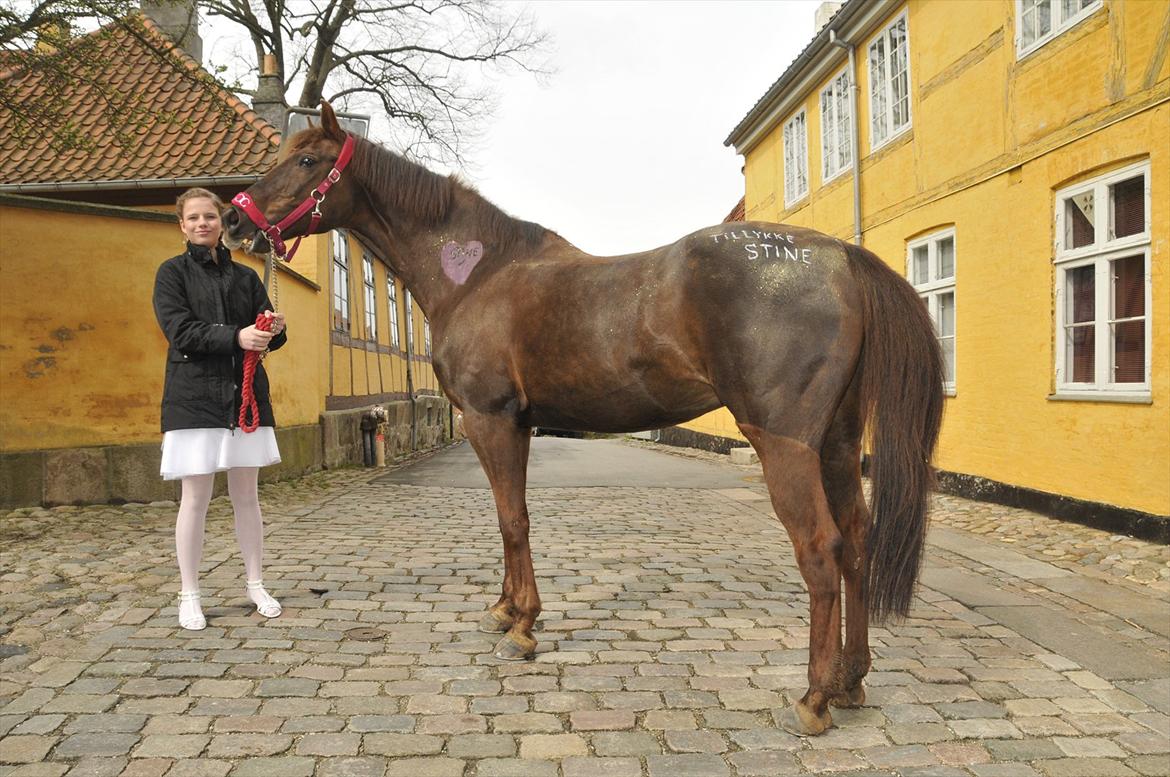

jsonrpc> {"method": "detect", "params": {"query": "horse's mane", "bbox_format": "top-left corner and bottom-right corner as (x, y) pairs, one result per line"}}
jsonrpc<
(302, 130), (549, 251)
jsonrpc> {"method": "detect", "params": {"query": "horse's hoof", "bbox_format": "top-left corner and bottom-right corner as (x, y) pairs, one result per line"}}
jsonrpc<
(492, 633), (536, 661)
(477, 609), (512, 634)
(830, 683), (866, 709)
(778, 702), (832, 736)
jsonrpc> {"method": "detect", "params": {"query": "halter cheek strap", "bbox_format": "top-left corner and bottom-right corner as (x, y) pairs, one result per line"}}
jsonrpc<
(231, 133), (356, 262)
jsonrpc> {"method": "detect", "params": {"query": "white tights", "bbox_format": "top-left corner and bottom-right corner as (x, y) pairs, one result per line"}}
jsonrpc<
(176, 467), (268, 596)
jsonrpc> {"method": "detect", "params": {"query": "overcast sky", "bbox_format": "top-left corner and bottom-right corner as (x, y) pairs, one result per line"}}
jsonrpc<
(459, 0), (821, 255)
(205, 0), (823, 256)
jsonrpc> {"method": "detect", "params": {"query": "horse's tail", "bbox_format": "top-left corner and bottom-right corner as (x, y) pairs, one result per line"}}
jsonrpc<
(845, 242), (945, 622)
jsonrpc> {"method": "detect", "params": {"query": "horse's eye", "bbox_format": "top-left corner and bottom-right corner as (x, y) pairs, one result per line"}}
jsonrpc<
(299, 155), (316, 168)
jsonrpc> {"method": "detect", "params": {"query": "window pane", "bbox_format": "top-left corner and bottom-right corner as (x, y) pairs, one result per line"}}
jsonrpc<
(1110, 175), (1145, 239)
(1112, 254), (1144, 319)
(912, 245), (929, 284)
(1113, 320), (1145, 383)
(940, 335), (955, 385)
(937, 292), (955, 337)
(1068, 264), (1094, 323)
(937, 237), (955, 280)
(1021, 2), (1037, 47)
(869, 38), (887, 143)
(1062, 0), (1090, 18)
(1068, 325), (1094, 382)
(1064, 191), (1094, 248)
(1037, 0), (1052, 35)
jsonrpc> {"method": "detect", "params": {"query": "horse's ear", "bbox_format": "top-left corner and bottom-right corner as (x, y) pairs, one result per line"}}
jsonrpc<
(320, 101), (345, 141)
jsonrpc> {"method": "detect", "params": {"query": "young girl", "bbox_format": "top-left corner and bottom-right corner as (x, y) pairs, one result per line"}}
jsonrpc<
(153, 187), (288, 630)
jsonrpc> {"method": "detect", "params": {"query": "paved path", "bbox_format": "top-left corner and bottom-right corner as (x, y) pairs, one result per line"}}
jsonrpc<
(1, 438), (1167, 777)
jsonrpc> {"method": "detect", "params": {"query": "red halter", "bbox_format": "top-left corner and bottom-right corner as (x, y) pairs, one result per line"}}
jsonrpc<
(231, 133), (356, 262)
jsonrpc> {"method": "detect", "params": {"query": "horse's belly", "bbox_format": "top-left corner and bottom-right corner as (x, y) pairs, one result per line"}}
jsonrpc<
(523, 378), (721, 433)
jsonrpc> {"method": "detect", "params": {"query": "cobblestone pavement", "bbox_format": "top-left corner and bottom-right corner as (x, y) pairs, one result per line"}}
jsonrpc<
(2, 440), (1168, 777)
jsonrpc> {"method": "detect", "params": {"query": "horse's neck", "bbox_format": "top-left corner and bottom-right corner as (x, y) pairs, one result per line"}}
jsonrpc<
(355, 177), (558, 320)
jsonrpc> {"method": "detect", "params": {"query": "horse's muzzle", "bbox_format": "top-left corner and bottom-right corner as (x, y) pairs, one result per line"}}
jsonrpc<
(222, 206), (266, 253)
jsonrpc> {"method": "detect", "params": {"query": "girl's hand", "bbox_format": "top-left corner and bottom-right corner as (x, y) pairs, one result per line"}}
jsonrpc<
(238, 324), (274, 351)
(263, 310), (286, 336)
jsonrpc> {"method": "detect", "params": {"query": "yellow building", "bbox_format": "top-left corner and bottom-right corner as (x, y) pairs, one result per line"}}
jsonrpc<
(0, 14), (450, 507)
(681, 0), (1168, 535)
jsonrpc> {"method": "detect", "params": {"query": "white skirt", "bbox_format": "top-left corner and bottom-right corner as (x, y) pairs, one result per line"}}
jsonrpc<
(160, 427), (281, 480)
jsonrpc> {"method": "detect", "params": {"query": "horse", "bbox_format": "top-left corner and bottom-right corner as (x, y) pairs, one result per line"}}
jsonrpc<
(224, 102), (944, 736)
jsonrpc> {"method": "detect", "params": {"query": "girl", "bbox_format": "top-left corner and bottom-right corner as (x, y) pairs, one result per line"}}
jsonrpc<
(153, 187), (287, 630)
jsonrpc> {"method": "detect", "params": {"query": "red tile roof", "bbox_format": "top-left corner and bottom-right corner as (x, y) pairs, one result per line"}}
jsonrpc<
(723, 197), (745, 223)
(0, 14), (280, 186)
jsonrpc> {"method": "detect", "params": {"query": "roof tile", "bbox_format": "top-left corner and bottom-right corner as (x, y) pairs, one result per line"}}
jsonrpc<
(0, 14), (280, 185)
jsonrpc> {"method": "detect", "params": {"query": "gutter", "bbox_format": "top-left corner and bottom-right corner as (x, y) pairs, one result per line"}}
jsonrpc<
(0, 174), (262, 193)
(830, 28), (864, 246)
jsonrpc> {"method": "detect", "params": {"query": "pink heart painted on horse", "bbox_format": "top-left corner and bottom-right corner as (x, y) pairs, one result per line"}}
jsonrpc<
(441, 240), (484, 285)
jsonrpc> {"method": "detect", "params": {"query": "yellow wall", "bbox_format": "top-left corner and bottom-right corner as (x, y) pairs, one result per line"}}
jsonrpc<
(693, 0), (1170, 515)
(0, 201), (323, 451)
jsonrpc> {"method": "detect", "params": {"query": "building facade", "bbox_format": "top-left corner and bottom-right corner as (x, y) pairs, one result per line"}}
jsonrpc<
(680, 0), (1168, 531)
(0, 15), (451, 508)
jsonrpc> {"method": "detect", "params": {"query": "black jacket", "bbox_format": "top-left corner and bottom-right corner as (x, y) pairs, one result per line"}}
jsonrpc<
(153, 243), (288, 432)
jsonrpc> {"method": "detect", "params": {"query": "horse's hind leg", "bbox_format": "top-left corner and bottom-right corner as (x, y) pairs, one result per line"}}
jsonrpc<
(821, 385), (870, 708)
(462, 410), (541, 660)
(739, 424), (843, 736)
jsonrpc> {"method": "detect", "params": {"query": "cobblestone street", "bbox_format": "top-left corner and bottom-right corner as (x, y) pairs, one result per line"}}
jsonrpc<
(1, 439), (1167, 777)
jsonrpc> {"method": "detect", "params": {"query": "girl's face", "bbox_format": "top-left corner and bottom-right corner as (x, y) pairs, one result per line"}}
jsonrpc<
(179, 197), (223, 247)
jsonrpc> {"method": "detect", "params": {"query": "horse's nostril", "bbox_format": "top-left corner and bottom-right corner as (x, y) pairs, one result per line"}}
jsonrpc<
(224, 208), (240, 229)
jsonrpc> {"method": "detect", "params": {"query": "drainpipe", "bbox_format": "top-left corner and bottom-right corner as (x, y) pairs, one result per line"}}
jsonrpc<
(830, 28), (863, 246)
(404, 313), (417, 451)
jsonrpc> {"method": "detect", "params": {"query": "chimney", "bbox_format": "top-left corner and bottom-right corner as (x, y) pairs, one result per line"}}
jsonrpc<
(252, 53), (288, 135)
(140, 0), (202, 62)
(815, 1), (844, 33)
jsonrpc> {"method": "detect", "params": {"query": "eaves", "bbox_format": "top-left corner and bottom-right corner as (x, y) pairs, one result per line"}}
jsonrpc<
(725, 0), (903, 155)
(0, 174), (263, 194)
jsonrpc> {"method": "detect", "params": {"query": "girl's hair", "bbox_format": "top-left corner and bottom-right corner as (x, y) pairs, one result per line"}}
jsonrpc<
(176, 187), (225, 219)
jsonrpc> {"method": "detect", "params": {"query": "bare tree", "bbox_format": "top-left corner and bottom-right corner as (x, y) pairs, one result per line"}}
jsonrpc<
(206, 0), (545, 163)
(2, 0), (544, 160)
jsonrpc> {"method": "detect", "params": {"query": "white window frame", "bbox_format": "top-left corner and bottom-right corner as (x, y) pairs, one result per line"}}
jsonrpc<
(867, 11), (912, 153)
(361, 253), (377, 341)
(386, 272), (401, 350)
(1053, 161), (1152, 399)
(423, 317), (433, 357)
(782, 109), (809, 207)
(331, 230), (350, 333)
(820, 68), (853, 184)
(908, 228), (956, 395)
(1016, 0), (1102, 59)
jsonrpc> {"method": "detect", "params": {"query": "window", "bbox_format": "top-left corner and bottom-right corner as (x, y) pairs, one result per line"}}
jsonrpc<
(404, 290), (415, 355)
(423, 318), (432, 356)
(1054, 162), (1151, 396)
(331, 230), (350, 332)
(386, 273), (401, 349)
(868, 13), (911, 151)
(820, 69), (853, 183)
(1017, 0), (1101, 57)
(908, 228), (956, 393)
(782, 110), (808, 206)
(362, 253), (377, 341)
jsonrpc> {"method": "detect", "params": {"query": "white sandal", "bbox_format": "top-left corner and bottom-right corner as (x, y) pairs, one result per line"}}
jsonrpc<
(245, 580), (282, 618)
(177, 590), (206, 631)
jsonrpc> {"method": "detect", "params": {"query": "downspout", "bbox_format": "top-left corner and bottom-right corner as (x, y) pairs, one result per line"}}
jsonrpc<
(830, 28), (863, 246)
(404, 308), (417, 451)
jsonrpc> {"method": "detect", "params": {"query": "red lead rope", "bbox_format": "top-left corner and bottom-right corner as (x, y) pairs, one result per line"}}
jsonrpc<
(238, 313), (273, 433)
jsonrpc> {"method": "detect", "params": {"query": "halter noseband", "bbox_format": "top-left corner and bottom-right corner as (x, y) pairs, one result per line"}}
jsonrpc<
(231, 133), (356, 262)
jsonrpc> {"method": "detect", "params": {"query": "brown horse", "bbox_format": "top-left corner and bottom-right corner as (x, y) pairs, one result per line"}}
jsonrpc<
(225, 102), (944, 736)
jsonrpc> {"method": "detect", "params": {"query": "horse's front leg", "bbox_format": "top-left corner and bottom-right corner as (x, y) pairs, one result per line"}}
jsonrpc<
(463, 410), (540, 660)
